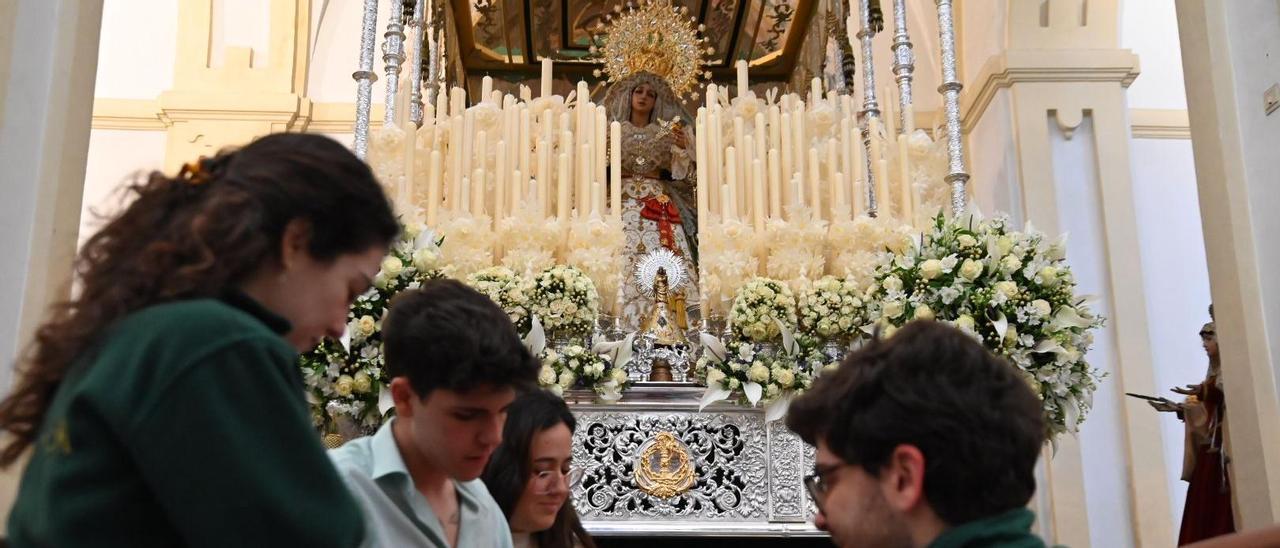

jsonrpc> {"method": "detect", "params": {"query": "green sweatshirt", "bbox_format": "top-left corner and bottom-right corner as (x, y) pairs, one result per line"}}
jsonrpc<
(928, 508), (1049, 548)
(7, 293), (364, 547)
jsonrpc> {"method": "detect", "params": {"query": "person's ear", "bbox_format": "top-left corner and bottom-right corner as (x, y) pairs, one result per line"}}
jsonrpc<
(389, 377), (419, 418)
(879, 444), (928, 513)
(279, 219), (312, 271)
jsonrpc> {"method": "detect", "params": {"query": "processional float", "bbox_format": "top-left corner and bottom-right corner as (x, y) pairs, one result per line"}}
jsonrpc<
(345, 0), (968, 537)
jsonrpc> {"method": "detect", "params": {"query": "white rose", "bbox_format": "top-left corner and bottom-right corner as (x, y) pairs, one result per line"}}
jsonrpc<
(955, 314), (976, 331)
(914, 304), (935, 321)
(557, 370), (577, 389)
(381, 256), (404, 278)
(920, 259), (944, 280)
(538, 365), (557, 385)
(883, 276), (904, 292)
(352, 371), (373, 394)
(335, 375), (355, 397)
(774, 368), (795, 388)
(957, 234), (978, 248)
(959, 259), (984, 281)
(996, 281), (1020, 299)
(1037, 266), (1059, 286)
(1000, 255), (1023, 274)
(610, 368), (629, 385)
(412, 248), (439, 272)
(549, 384), (564, 397)
(705, 368), (727, 388)
(882, 300), (905, 320)
(357, 315), (377, 338)
(996, 236), (1014, 255)
(1031, 299), (1052, 318)
(747, 363), (770, 383)
(1004, 326), (1019, 343)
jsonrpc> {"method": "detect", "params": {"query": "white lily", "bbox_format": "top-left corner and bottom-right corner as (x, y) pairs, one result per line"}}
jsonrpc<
(764, 393), (794, 422)
(523, 315), (546, 356)
(743, 382), (764, 406)
(698, 386), (733, 411)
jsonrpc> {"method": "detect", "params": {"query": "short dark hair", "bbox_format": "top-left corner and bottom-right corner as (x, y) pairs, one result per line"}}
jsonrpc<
(786, 320), (1045, 526)
(383, 279), (538, 397)
(481, 390), (596, 548)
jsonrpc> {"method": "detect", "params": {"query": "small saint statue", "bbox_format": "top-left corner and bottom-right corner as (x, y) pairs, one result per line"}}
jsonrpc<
(640, 267), (685, 381)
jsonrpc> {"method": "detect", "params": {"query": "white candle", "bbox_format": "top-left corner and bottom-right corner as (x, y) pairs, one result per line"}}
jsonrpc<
(462, 110), (475, 185)
(576, 80), (590, 107)
(579, 143), (592, 215)
(481, 76), (493, 101)
(897, 134), (913, 223)
(780, 112), (793, 205)
(427, 150), (442, 227)
(810, 77), (821, 106)
(591, 181), (602, 216)
(540, 58), (553, 97)
(706, 83), (718, 109)
(519, 84), (531, 103)
(595, 107), (607, 191)
(721, 183), (733, 221)
(736, 60), (749, 99)
(808, 147), (822, 220)
(876, 158), (891, 218)
(852, 128), (866, 217)
(472, 167), (485, 215)
(695, 112), (708, 236)
(450, 115), (463, 211)
(707, 106), (721, 214)
(511, 169), (522, 215)
(767, 105), (782, 157)
(754, 112), (767, 164)
(741, 134), (753, 218)
(519, 107), (531, 185)
(724, 146), (737, 220)
(883, 86), (897, 137)
(494, 139), (506, 218)
(557, 152), (570, 221)
(610, 121), (622, 222)
(752, 158), (765, 233)
(767, 148), (782, 219)
(792, 103), (806, 183)
(827, 138), (840, 220)
(903, 103), (916, 135)
(733, 117), (746, 213)
(460, 176), (471, 214)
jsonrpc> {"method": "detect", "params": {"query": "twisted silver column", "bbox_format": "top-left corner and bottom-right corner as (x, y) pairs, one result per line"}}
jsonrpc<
(408, 0), (426, 127)
(935, 0), (968, 215)
(855, 0), (881, 216)
(352, 0), (380, 158)
(890, 0), (914, 134)
(382, 1), (408, 125)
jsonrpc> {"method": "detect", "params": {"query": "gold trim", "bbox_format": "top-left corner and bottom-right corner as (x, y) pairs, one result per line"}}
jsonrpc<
(634, 431), (694, 498)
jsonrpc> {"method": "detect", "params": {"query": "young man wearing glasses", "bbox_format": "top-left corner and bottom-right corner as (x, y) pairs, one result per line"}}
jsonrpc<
(330, 279), (540, 547)
(787, 321), (1048, 548)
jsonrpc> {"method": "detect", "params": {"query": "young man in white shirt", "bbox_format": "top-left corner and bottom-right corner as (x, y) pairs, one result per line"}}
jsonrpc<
(330, 279), (539, 547)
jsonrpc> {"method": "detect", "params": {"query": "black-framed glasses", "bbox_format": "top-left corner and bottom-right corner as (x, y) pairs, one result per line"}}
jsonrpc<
(805, 463), (844, 512)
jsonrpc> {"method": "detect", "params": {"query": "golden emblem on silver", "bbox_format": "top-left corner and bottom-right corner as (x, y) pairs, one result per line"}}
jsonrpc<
(634, 431), (695, 498)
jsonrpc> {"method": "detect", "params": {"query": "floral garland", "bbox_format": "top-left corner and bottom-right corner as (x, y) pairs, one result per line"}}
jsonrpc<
(538, 343), (630, 399)
(299, 221), (444, 431)
(530, 264), (600, 339)
(729, 277), (798, 342)
(865, 213), (1105, 438)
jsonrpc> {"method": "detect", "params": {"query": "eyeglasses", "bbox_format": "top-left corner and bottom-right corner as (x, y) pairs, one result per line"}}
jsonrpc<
(804, 463), (843, 513)
(531, 467), (584, 495)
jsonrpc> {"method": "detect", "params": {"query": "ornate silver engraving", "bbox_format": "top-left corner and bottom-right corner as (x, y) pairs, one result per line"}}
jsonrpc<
(935, 0), (969, 215)
(352, 0), (380, 158)
(571, 410), (769, 520)
(768, 421), (809, 522)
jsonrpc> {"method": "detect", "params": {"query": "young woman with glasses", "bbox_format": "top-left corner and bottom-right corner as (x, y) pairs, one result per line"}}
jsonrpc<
(481, 390), (596, 548)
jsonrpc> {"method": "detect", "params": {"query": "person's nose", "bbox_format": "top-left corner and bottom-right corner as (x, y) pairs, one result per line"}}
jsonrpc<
(814, 510), (829, 531)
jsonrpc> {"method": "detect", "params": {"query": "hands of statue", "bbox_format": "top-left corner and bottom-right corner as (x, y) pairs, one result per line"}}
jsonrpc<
(1147, 398), (1184, 413)
(671, 131), (687, 150)
(1172, 384), (1201, 396)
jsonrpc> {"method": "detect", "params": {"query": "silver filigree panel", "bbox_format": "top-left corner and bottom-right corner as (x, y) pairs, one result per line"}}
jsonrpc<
(572, 410), (769, 520)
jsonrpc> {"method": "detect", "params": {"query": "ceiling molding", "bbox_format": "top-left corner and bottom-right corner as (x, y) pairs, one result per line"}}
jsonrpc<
(1130, 108), (1191, 139)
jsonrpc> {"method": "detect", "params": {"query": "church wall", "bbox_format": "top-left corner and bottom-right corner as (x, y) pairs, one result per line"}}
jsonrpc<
(1050, 116), (1139, 548)
(78, 130), (169, 248)
(93, 0), (175, 99)
(1128, 136), (1211, 530)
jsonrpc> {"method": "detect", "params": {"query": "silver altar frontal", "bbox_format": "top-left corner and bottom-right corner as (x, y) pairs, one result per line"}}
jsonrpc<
(562, 385), (822, 538)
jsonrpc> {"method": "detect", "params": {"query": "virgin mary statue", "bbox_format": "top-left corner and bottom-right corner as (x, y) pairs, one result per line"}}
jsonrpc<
(602, 71), (700, 331)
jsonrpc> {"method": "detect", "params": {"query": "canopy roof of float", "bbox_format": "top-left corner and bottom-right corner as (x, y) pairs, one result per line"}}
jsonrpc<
(449, 0), (817, 81)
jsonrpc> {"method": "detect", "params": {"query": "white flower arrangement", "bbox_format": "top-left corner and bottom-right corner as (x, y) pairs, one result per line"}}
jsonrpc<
(537, 344), (630, 399)
(826, 215), (914, 292)
(865, 213), (1105, 438)
(797, 275), (870, 341)
(466, 266), (536, 335)
(299, 221), (445, 431)
(497, 197), (563, 276)
(729, 278), (798, 343)
(530, 265), (600, 338)
(695, 322), (814, 420)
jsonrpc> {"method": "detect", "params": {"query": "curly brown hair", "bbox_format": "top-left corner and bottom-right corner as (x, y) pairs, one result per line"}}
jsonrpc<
(0, 133), (399, 465)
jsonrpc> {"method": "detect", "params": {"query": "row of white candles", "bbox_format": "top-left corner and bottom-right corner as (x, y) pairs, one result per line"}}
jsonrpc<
(695, 61), (920, 241)
(400, 58), (921, 239)
(407, 59), (624, 230)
